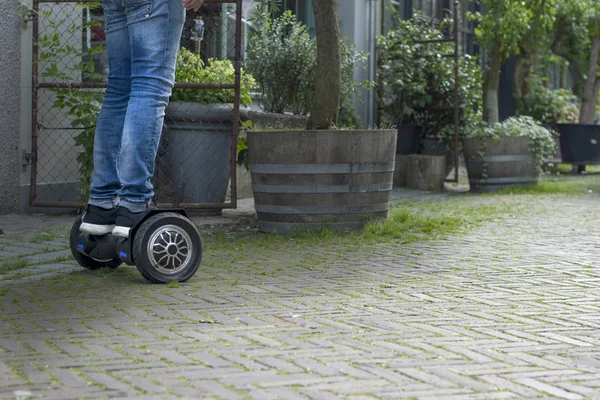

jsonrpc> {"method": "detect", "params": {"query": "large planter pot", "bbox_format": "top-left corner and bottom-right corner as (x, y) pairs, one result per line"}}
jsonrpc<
(556, 123), (600, 164)
(163, 102), (233, 215)
(235, 110), (309, 199)
(248, 129), (397, 233)
(463, 136), (539, 193)
(396, 124), (421, 155)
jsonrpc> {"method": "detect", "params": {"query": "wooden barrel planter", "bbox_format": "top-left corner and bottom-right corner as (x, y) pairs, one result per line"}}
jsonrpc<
(463, 136), (540, 193)
(247, 129), (397, 233)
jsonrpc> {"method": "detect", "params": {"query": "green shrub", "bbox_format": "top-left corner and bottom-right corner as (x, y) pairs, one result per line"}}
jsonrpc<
(516, 87), (580, 125)
(171, 48), (256, 105)
(246, 10), (372, 124)
(466, 116), (557, 167)
(246, 10), (316, 114)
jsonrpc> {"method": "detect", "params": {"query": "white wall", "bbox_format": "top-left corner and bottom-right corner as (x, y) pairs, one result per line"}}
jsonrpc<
(337, 0), (380, 127)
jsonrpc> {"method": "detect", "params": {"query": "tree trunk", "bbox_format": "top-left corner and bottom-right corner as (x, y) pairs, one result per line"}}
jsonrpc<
(579, 36), (600, 124)
(307, 0), (341, 130)
(483, 46), (503, 124)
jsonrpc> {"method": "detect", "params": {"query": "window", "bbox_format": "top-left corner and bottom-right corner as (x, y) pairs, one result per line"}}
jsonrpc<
(283, 0), (315, 36)
(391, 0), (444, 23)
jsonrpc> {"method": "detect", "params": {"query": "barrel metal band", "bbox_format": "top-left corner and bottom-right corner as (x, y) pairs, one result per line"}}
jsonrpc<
(252, 183), (393, 194)
(249, 163), (395, 174)
(469, 176), (539, 184)
(255, 203), (390, 215)
(481, 155), (533, 162)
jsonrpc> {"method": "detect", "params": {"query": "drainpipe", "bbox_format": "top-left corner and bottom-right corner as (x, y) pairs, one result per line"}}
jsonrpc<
(368, 0), (377, 127)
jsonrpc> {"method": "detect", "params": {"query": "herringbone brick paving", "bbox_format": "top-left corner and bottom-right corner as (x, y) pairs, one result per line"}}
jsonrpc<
(2, 191), (600, 399)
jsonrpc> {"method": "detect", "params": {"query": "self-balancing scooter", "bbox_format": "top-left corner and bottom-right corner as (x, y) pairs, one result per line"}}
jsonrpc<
(69, 209), (202, 284)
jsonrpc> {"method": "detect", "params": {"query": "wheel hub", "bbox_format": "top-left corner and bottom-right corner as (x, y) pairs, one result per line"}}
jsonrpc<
(147, 225), (193, 275)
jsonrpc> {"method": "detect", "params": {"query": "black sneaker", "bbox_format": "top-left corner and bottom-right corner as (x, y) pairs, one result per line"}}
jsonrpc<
(80, 205), (118, 236)
(112, 205), (154, 238)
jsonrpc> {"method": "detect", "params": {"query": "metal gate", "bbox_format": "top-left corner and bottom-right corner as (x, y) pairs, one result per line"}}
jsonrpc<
(29, 0), (243, 211)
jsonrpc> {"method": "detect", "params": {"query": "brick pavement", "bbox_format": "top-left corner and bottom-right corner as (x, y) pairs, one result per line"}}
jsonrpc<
(2, 190), (600, 399)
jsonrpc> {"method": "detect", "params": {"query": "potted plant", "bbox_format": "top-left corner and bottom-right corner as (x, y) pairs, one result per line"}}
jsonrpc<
(246, 0), (397, 233)
(516, 85), (580, 170)
(377, 13), (483, 171)
(244, 9), (372, 129)
(159, 48), (255, 213)
(551, 0), (600, 166)
(462, 116), (556, 192)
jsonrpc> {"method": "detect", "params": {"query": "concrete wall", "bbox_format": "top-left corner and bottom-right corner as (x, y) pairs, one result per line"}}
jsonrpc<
(0, 1), (22, 215)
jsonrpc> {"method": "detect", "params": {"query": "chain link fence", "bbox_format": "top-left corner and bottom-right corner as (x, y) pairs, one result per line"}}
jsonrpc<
(31, 0), (243, 214)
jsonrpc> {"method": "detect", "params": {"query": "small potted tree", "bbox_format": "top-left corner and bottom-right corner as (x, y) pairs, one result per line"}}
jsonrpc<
(516, 85), (580, 172)
(246, 0), (397, 233)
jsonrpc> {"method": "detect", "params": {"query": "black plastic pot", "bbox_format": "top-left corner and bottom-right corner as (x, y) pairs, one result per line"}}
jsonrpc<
(396, 124), (421, 155)
(557, 123), (600, 164)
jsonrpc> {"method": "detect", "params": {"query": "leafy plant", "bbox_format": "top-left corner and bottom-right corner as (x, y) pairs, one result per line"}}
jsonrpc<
(246, 10), (316, 114)
(246, 10), (371, 123)
(465, 116), (557, 172)
(171, 47), (256, 105)
(339, 37), (373, 127)
(249, 0), (282, 24)
(377, 13), (483, 146)
(516, 87), (580, 125)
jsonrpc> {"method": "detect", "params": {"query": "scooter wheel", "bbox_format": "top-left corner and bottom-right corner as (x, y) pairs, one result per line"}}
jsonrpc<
(69, 217), (122, 270)
(132, 213), (202, 284)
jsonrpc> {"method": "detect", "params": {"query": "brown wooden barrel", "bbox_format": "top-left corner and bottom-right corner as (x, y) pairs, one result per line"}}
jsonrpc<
(248, 129), (397, 233)
(463, 136), (540, 192)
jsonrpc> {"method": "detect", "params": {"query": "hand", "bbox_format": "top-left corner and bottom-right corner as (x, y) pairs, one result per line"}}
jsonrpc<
(182, 0), (204, 11)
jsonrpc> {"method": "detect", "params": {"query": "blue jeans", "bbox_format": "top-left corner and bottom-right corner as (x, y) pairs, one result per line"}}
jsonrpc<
(88, 0), (185, 212)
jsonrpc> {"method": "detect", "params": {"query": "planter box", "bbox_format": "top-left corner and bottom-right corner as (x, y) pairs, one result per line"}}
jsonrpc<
(248, 129), (397, 233)
(557, 123), (600, 164)
(419, 138), (455, 177)
(463, 136), (539, 193)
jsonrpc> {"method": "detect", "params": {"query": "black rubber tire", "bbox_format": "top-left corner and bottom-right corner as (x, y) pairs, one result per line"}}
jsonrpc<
(132, 213), (202, 284)
(69, 217), (122, 270)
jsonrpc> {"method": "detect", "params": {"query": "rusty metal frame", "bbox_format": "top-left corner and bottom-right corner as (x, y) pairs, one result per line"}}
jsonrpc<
(389, 0), (461, 184)
(30, 0), (243, 210)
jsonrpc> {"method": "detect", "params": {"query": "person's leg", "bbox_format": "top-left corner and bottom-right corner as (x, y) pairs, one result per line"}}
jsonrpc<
(112, 0), (185, 238)
(81, 0), (131, 235)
